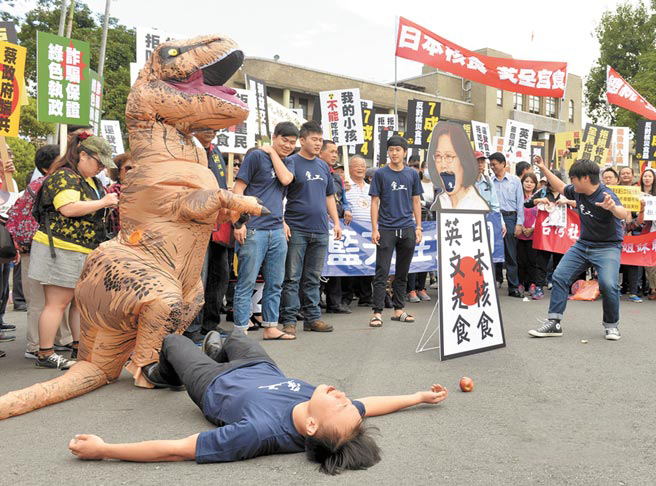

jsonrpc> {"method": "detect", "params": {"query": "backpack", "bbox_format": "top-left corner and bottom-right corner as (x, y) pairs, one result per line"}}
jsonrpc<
(6, 177), (44, 253)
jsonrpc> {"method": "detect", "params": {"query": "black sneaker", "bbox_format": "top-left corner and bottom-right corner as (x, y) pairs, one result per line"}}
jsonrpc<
(35, 352), (75, 369)
(0, 323), (16, 331)
(528, 319), (563, 338)
(142, 363), (185, 390)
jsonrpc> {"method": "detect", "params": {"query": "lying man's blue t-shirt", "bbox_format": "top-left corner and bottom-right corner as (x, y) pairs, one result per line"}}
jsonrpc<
(563, 184), (623, 246)
(236, 150), (294, 230)
(195, 362), (366, 463)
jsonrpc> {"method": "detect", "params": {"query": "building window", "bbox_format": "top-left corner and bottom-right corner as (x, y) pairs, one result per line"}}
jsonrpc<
(496, 89), (503, 107)
(546, 97), (556, 117)
(529, 95), (540, 114)
(513, 92), (523, 111)
(569, 99), (574, 122)
(496, 126), (503, 137)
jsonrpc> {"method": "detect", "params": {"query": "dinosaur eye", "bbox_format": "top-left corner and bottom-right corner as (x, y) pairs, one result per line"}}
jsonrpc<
(167, 49), (179, 57)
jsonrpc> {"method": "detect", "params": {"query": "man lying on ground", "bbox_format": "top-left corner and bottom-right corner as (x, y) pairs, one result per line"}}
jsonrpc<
(69, 331), (448, 474)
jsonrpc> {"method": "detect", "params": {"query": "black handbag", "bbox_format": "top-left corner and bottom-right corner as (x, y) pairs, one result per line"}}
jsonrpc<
(0, 220), (17, 263)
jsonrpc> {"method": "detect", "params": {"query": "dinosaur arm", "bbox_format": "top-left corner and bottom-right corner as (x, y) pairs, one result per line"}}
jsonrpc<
(70, 433), (198, 462)
(173, 188), (265, 222)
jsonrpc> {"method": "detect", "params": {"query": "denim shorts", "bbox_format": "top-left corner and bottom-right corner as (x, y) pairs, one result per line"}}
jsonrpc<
(28, 241), (88, 289)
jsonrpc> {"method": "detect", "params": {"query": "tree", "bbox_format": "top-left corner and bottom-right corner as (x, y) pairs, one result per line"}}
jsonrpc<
(585, 1), (656, 126)
(6, 137), (36, 190)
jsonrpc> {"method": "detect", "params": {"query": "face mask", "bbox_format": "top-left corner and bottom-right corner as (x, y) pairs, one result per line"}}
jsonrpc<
(440, 172), (456, 192)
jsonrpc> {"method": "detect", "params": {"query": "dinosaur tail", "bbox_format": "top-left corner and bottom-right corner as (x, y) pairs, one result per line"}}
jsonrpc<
(0, 361), (107, 420)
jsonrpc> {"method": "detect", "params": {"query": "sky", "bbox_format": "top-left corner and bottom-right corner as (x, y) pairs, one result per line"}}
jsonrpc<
(4, 0), (647, 101)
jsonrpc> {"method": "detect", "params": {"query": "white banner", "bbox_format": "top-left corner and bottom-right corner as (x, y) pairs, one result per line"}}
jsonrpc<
(267, 96), (306, 134)
(135, 27), (179, 68)
(502, 119), (533, 164)
(437, 210), (505, 360)
(471, 120), (492, 156)
(606, 127), (630, 167)
(100, 120), (125, 157)
(319, 88), (364, 146)
(214, 89), (256, 154)
(373, 114), (398, 166)
(643, 196), (656, 222)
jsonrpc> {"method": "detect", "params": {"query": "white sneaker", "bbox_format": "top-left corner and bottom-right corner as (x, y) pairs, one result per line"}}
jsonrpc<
(604, 328), (621, 341)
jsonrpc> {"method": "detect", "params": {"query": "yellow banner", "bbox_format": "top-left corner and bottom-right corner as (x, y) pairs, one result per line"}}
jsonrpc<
(608, 185), (642, 212)
(554, 130), (582, 170)
(0, 41), (27, 138)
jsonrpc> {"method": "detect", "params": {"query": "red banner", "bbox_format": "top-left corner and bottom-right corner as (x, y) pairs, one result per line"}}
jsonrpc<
(606, 66), (656, 121)
(395, 17), (568, 97)
(532, 208), (656, 265)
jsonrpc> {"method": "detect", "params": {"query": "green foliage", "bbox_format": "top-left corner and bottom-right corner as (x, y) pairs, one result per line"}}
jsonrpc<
(2, 0), (134, 145)
(6, 137), (36, 191)
(585, 1), (656, 125)
(19, 96), (56, 140)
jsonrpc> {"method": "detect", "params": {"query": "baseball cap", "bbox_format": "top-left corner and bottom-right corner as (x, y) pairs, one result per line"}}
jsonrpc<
(474, 150), (486, 159)
(80, 136), (117, 169)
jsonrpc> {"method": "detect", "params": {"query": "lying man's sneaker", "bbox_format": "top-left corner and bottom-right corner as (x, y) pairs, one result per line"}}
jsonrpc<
(627, 294), (642, 303)
(35, 352), (75, 370)
(605, 328), (621, 341)
(141, 363), (185, 390)
(528, 319), (563, 338)
(202, 330), (224, 362)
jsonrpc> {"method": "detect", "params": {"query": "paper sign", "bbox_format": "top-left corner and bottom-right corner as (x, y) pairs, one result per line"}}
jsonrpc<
(608, 185), (642, 212)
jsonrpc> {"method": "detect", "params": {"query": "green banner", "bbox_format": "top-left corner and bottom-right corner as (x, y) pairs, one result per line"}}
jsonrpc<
(89, 69), (103, 135)
(37, 31), (91, 124)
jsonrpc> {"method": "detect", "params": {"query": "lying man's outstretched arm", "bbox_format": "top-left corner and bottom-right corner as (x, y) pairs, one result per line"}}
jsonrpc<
(357, 384), (448, 417)
(69, 433), (199, 462)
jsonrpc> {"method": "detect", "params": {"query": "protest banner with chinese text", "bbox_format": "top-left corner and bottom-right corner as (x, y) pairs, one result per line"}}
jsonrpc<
(373, 114), (397, 166)
(436, 210), (505, 360)
(319, 88), (364, 146)
(267, 96), (306, 134)
(100, 120), (125, 157)
(89, 70), (103, 135)
(605, 127), (630, 166)
(0, 41), (26, 137)
(396, 17), (567, 97)
(214, 89), (256, 155)
(635, 121), (656, 161)
(245, 75), (270, 140)
(502, 119), (533, 164)
(607, 185), (642, 212)
(136, 27), (177, 68)
(554, 130), (582, 170)
(579, 123), (612, 166)
(0, 23), (18, 44)
(406, 99), (440, 149)
(472, 120), (492, 156)
(349, 99), (373, 157)
(37, 32), (91, 124)
(644, 196), (656, 221)
(606, 66), (656, 121)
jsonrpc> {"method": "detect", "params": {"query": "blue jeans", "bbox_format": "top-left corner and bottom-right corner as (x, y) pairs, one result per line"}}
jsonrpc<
(233, 228), (287, 330)
(548, 240), (621, 327)
(280, 229), (329, 324)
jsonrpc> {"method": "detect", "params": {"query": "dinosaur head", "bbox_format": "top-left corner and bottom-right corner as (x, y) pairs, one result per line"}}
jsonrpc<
(129, 35), (248, 134)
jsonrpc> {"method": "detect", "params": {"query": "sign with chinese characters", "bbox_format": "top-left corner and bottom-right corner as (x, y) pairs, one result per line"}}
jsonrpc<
(437, 210), (505, 360)
(0, 41), (26, 137)
(579, 123), (613, 166)
(37, 32), (91, 124)
(214, 89), (256, 154)
(644, 196), (656, 221)
(472, 120), (492, 156)
(502, 119), (533, 163)
(267, 96), (306, 134)
(100, 120), (125, 157)
(406, 99), (440, 149)
(321, 215), (504, 277)
(136, 27), (177, 68)
(89, 70), (103, 135)
(604, 127), (630, 166)
(396, 17), (567, 97)
(245, 75), (270, 140)
(530, 141), (546, 177)
(606, 65), (656, 121)
(349, 99), (373, 157)
(607, 185), (642, 212)
(373, 114), (397, 166)
(533, 207), (656, 265)
(0, 22), (18, 44)
(554, 130), (582, 170)
(319, 88), (364, 146)
(635, 121), (656, 161)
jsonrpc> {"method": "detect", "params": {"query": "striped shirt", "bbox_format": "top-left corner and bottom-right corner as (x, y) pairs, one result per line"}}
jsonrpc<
(346, 181), (371, 223)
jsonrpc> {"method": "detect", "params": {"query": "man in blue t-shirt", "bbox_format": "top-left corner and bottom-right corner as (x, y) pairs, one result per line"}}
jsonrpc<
(528, 157), (629, 341)
(280, 121), (342, 334)
(69, 331), (448, 475)
(368, 135), (423, 328)
(232, 122), (299, 341)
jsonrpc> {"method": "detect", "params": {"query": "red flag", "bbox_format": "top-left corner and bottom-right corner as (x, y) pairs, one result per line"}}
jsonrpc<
(606, 66), (656, 120)
(395, 17), (568, 97)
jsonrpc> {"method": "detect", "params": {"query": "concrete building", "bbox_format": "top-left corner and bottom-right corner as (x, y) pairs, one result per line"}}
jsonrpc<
(227, 48), (583, 164)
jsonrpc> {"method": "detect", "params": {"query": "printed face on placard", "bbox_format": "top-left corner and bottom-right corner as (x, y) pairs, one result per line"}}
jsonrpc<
(427, 121), (490, 212)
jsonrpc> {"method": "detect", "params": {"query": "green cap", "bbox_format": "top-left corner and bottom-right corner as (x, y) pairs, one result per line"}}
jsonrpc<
(80, 136), (117, 169)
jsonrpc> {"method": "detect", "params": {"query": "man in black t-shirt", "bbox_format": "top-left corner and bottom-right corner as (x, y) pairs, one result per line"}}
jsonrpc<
(528, 157), (629, 341)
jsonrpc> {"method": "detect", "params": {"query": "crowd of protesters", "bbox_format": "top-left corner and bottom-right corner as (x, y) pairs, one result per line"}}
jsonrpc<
(1, 121), (655, 362)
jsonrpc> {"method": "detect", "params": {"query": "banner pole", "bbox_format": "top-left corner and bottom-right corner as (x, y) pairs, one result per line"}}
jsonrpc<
(552, 81), (569, 172)
(55, 0), (68, 145)
(394, 16), (398, 117)
(97, 0), (111, 78)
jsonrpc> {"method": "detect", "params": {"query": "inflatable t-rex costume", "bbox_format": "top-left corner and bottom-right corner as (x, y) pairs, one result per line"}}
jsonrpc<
(0, 35), (267, 419)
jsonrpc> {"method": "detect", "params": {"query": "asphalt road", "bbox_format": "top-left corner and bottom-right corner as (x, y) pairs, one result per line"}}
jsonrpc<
(1, 289), (655, 486)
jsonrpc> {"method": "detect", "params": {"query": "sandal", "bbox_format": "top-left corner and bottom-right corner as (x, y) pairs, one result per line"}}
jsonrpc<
(390, 311), (415, 322)
(263, 332), (296, 341)
(369, 316), (383, 328)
